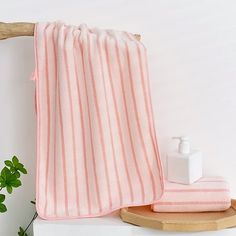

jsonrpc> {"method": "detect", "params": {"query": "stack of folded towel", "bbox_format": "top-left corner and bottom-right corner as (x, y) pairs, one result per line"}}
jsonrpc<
(152, 176), (231, 212)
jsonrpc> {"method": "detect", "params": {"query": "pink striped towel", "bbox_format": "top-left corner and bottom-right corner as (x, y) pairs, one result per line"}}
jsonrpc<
(32, 22), (164, 219)
(152, 177), (231, 212)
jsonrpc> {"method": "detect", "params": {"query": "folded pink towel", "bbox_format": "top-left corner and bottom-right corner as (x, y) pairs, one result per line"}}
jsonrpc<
(152, 177), (231, 212)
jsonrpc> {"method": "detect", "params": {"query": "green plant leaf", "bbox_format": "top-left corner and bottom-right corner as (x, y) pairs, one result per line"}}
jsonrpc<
(12, 156), (19, 166)
(15, 163), (27, 174)
(0, 194), (5, 203)
(4, 160), (13, 167)
(18, 227), (24, 236)
(19, 167), (27, 174)
(6, 186), (13, 194)
(0, 168), (13, 189)
(0, 160), (25, 192)
(1, 167), (9, 179)
(0, 175), (6, 188)
(0, 203), (7, 213)
(0, 167), (12, 189)
(18, 226), (28, 236)
(0, 182), (6, 188)
(16, 163), (23, 169)
(6, 157), (27, 177)
(15, 171), (20, 178)
(10, 179), (22, 188)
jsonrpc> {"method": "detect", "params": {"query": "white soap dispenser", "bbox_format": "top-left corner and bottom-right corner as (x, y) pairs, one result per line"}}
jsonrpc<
(167, 136), (202, 185)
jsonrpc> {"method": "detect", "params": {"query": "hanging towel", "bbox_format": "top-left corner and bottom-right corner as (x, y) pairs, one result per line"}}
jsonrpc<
(32, 22), (164, 219)
(152, 177), (231, 212)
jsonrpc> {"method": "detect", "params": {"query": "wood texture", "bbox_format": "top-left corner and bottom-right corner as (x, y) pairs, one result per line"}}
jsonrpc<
(120, 199), (236, 232)
(0, 22), (141, 40)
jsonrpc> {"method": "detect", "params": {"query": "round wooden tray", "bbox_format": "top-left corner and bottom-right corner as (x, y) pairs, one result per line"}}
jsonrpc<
(120, 199), (236, 232)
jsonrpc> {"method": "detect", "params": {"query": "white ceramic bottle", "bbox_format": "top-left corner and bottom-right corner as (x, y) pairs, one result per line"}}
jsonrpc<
(167, 136), (202, 185)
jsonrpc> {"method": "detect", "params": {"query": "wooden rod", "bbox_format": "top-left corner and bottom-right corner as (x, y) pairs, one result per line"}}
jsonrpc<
(0, 22), (141, 41)
(0, 22), (35, 40)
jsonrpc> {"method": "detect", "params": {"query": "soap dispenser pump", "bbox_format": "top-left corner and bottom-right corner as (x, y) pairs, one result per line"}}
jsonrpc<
(167, 136), (202, 185)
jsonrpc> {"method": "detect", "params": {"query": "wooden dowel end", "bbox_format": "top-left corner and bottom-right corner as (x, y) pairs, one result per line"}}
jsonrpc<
(0, 22), (35, 40)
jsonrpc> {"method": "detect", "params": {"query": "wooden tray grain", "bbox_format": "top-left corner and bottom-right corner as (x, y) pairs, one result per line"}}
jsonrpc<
(120, 199), (236, 232)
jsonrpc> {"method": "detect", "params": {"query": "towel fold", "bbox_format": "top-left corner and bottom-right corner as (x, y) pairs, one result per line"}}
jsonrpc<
(152, 177), (231, 212)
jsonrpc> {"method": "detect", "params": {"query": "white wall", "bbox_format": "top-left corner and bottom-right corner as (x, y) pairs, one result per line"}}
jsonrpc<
(1, 0), (236, 235)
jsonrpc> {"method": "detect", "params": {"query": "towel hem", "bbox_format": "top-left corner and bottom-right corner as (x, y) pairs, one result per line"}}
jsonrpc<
(36, 194), (164, 220)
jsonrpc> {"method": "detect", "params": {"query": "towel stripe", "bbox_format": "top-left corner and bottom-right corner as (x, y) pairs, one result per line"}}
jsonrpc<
(157, 201), (231, 205)
(87, 34), (113, 209)
(63, 30), (80, 215)
(57, 29), (69, 216)
(52, 26), (58, 216)
(35, 23), (41, 212)
(58, 91), (69, 216)
(113, 37), (145, 203)
(125, 32), (164, 194)
(97, 37), (123, 206)
(136, 45), (158, 160)
(79, 39), (102, 213)
(135, 44), (164, 193)
(43, 24), (51, 216)
(124, 32), (156, 149)
(73, 36), (91, 215)
(142, 50), (164, 192)
(125, 41), (156, 199)
(165, 189), (230, 192)
(104, 37), (134, 202)
(199, 180), (227, 183)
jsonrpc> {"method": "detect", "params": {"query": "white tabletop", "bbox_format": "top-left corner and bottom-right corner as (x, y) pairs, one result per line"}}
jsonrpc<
(33, 211), (236, 236)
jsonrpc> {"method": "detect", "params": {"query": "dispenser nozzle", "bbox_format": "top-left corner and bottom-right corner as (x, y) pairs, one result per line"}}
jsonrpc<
(172, 136), (190, 154)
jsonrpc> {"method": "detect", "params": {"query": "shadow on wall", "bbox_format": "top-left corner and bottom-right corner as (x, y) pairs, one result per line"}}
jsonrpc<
(0, 37), (36, 236)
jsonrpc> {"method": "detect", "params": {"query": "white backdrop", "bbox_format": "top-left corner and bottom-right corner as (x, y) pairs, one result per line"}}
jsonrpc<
(1, 0), (236, 235)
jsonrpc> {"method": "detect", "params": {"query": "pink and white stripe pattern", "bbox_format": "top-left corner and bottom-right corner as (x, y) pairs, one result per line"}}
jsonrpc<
(32, 22), (164, 219)
(152, 177), (231, 212)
